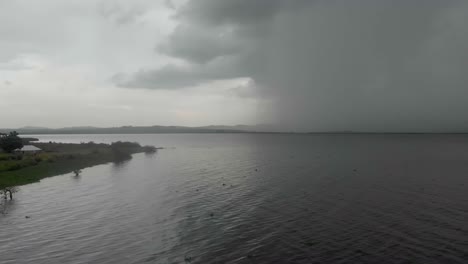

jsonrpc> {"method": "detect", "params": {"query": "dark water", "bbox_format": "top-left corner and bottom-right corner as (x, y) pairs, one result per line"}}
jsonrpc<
(1, 134), (468, 263)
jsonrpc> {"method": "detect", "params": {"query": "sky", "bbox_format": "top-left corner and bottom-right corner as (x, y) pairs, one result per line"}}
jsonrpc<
(1, 0), (468, 131)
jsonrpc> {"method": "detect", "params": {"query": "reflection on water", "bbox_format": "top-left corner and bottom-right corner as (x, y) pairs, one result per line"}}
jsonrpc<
(71, 174), (82, 182)
(112, 158), (131, 169)
(1, 195), (18, 215)
(1, 134), (468, 263)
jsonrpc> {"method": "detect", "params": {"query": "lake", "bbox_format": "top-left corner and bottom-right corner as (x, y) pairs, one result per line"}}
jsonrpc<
(1, 134), (468, 263)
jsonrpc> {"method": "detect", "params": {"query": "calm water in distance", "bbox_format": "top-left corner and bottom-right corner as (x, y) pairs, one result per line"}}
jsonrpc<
(1, 134), (468, 263)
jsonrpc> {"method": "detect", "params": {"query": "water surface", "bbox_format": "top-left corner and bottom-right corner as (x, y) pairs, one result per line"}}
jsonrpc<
(1, 134), (468, 263)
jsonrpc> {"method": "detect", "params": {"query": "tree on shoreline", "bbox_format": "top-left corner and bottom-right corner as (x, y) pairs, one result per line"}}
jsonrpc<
(1, 187), (17, 200)
(0, 131), (23, 153)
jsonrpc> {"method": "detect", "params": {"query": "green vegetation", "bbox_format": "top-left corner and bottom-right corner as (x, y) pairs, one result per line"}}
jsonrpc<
(0, 141), (157, 193)
(0, 131), (23, 153)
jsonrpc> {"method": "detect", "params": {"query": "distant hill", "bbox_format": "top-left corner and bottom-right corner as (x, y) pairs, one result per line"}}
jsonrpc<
(1, 125), (271, 135)
(197, 124), (283, 132)
(19, 126), (49, 130)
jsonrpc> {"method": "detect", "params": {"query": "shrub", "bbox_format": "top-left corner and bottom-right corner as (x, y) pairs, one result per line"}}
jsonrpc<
(0, 154), (11, 161)
(111, 141), (141, 149)
(6, 163), (22, 171)
(0, 131), (23, 153)
(143, 145), (157, 153)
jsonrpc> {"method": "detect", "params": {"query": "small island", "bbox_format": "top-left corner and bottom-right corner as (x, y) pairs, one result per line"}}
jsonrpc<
(0, 133), (157, 198)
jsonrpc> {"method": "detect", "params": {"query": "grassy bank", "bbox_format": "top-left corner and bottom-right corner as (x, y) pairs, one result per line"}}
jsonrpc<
(0, 141), (156, 189)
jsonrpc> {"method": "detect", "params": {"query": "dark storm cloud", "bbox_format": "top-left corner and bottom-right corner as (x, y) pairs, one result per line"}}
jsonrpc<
(157, 24), (242, 64)
(115, 0), (298, 88)
(118, 0), (468, 131)
(115, 55), (247, 89)
(262, 1), (468, 131)
(175, 0), (297, 25)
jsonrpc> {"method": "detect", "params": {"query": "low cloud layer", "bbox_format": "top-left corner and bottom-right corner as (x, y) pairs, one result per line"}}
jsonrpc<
(119, 0), (468, 132)
(0, 0), (259, 128)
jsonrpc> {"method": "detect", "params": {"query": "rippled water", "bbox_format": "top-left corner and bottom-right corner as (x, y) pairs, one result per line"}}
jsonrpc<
(1, 134), (468, 263)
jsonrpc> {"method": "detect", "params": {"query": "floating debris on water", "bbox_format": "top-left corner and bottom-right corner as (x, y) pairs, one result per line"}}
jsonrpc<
(247, 254), (257, 259)
(302, 241), (318, 247)
(184, 255), (192, 263)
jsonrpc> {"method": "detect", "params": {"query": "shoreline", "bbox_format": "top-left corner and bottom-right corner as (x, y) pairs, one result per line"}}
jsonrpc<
(0, 141), (157, 190)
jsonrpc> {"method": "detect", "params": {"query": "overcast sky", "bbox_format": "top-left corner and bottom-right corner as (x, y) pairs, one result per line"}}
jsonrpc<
(1, 0), (468, 131)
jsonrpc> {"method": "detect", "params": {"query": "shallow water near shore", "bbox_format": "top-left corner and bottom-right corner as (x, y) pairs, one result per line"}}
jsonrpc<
(1, 134), (468, 263)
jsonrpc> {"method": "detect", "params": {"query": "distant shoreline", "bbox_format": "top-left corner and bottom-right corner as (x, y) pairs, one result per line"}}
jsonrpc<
(18, 132), (468, 135)
(4, 125), (468, 135)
